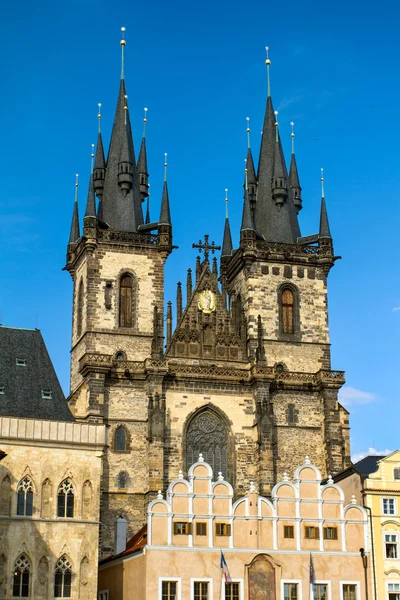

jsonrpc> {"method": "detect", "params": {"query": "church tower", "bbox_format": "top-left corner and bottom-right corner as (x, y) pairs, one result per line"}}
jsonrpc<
(64, 30), (173, 554)
(65, 37), (350, 556)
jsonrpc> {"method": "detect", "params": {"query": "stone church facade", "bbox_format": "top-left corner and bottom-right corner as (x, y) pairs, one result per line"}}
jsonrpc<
(65, 35), (350, 557)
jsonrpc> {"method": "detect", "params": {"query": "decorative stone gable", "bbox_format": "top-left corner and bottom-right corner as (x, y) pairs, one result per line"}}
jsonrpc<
(167, 262), (245, 361)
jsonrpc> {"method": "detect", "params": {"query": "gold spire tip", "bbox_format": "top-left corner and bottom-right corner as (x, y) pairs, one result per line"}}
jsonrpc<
(164, 153), (168, 182)
(321, 168), (325, 196)
(75, 174), (79, 186)
(274, 110), (278, 125)
(120, 26), (126, 45)
(97, 103), (102, 118)
(144, 107), (148, 122)
(91, 143), (95, 157)
(291, 122), (295, 153)
(265, 46), (271, 65)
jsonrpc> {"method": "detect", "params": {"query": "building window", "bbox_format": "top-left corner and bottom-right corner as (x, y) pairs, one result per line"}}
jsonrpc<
(57, 479), (74, 518)
(215, 523), (231, 536)
(17, 477), (34, 516)
(281, 288), (294, 334)
(288, 405), (295, 425)
(394, 468), (400, 480)
(194, 581), (208, 600)
(54, 555), (72, 598)
(77, 280), (84, 337)
(388, 583), (400, 600)
(304, 526), (320, 539)
(119, 273), (135, 328)
(385, 534), (398, 558)
(162, 581), (177, 600)
(342, 584), (357, 600)
(284, 525), (294, 539)
(118, 472), (128, 489)
(185, 409), (229, 479)
(41, 389), (52, 399)
(313, 584), (328, 600)
(323, 527), (338, 540)
(16, 359), (26, 367)
(284, 583), (298, 600)
(0, 386), (4, 394)
(383, 498), (396, 515)
(99, 592), (109, 600)
(196, 522), (207, 536)
(12, 554), (30, 597)
(173, 522), (191, 535)
(114, 427), (127, 452)
(225, 583), (240, 600)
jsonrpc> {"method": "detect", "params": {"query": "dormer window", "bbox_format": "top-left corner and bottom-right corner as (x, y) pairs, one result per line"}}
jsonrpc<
(0, 387), (4, 395)
(41, 390), (53, 400)
(16, 358), (26, 367)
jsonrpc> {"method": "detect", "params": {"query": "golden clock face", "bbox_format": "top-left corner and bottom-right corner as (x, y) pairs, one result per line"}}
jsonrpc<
(198, 290), (216, 314)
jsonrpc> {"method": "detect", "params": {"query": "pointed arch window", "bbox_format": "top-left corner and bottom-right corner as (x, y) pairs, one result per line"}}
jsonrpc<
(118, 472), (128, 489)
(119, 274), (135, 328)
(185, 409), (229, 479)
(17, 477), (34, 516)
(54, 555), (72, 598)
(57, 479), (74, 518)
(77, 280), (84, 337)
(13, 554), (30, 597)
(281, 288), (294, 334)
(114, 427), (127, 452)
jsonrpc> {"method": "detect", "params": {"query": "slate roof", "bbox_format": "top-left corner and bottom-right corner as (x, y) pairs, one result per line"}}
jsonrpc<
(0, 326), (73, 421)
(328, 455), (386, 484)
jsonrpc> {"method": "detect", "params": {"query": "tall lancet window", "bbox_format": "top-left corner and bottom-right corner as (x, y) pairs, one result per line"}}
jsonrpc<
(185, 409), (229, 479)
(76, 280), (84, 337)
(281, 288), (294, 335)
(119, 274), (135, 328)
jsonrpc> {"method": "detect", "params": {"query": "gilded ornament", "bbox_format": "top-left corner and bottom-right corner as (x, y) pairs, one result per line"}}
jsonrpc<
(198, 290), (216, 314)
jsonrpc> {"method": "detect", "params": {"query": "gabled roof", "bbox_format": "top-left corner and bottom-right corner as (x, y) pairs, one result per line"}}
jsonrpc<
(0, 327), (73, 421)
(328, 454), (386, 484)
(99, 524), (147, 565)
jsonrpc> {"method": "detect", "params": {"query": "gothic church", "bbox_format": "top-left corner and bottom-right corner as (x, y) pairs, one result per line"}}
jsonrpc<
(65, 35), (350, 556)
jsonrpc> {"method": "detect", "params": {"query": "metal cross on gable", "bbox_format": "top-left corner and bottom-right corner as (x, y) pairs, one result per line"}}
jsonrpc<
(192, 235), (221, 263)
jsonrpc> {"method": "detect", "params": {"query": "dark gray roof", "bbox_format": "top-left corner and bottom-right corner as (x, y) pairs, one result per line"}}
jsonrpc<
(319, 197), (331, 238)
(69, 197), (80, 244)
(159, 181), (171, 226)
(289, 152), (301, 190)
(0, 327), (73, 421)
(84, 174), (96, 218)
(137, 137), (148, 177)
(246, 147), (256, 186)
(221, 217), (233, 257)
(241, 189), (254, 231)
(353, 455), (385, 476)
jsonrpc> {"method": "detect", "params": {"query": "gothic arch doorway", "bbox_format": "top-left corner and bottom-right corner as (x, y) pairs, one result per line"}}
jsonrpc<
(184, 406), (233, 482)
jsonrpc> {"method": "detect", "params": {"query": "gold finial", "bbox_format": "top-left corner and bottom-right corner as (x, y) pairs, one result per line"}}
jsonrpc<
(91, 144), (95, 173)
(164, 153), (168, 182)
(246, 116), (251, 149)
(265, 46), (271, 97)
(225, 188), (229, 218)
(120, 27), (126, 79)
(274, 110), (279, 142)
(290, 121), (295, 154)
(143, 107), (148, 138)
(321, 168), (325, 197)
(75, 174), (79, 202)
(97, 103), (102, 133)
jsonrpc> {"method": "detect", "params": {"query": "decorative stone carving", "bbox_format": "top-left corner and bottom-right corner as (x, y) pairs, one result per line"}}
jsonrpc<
(186, 411), (228, 477)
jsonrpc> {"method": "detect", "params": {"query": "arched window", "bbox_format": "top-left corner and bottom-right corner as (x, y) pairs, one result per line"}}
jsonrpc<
(394, 467), (400, 480)
(57, 479), (74, 518)
(13, 554), (30, 597)
(281, 288), (294, 335)
(17, 477), (34, 516)
(119, 274), (134, 328)
(114, 427), (127, 452)
(118, 472), (128, 489)
(77, 280), (84, 337)
(185, 409), (229, 478)
(54, 555), (72, 598)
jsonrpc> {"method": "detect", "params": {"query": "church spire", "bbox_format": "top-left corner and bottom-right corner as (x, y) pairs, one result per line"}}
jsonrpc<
(137, 107), (150, 202)
(271, 112), (288, 210)
(159, 154), (172, 225)
(319, 169), (331, 239)
(221, 189), (233, 257)
(254, 47), (300, 243)
(245, 117), (257, 216)
(69, 174), (80, 243)
(93, 103), (106, 204)
(85, 145), (96, 217)
(101, 27), (143, 232)
(289, 122), (302, 214)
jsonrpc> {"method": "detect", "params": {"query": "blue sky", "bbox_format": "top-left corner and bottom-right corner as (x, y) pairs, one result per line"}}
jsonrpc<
(0, 0), (398, 462)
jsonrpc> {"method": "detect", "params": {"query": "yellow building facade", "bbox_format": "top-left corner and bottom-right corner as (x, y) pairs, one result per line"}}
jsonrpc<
(98, 457), (370, 600)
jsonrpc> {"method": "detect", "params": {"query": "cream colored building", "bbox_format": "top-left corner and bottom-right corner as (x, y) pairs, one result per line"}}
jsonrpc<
(98, 457), (370, 600)
(333, 451), (400, 600)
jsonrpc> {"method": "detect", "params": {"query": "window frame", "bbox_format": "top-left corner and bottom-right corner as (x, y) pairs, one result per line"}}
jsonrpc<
(173, 522), (191, 535)
(323, 527), (338, 540)
(54, 555), (72, 598)
(222, 579), (244, 600)
(339, 582), (360, 600)
(281, 580), (302, 600)
(12, 554), (31, 598)
(98, 592), (109, 600)
(304, 526), (320, 539)
(278, 284), (301, 341)
(284, 525), (295, 539)
(16, 477), (34, 517)
(190, 578), (213, 600)
(195, 522), (207, 536)
(119, 272), (136, 329)
(114, 426), (128, 453)
(158, 577), (181, 600)
(313, 581), (331, 600)
(384, 532), (399, 559)
(57, 479), (74, 519)
(394, 467), (400, 481)
(215, 522), (231, 537)
(383, 498), (396, 516)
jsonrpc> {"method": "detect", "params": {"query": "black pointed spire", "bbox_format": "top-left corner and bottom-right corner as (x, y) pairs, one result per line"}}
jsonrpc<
(271, 115), (288, 210)
(85, 146), (97, 218)
(289, 122), (302, 214)
(137, 108), (149, 202)
(145, 195), (150, 224)
(222, 191), (233, 257)
(245, 118), (257, 213)
(319, 170), (331, 239)
(69, 175), (80, 243)
(93, 104), (106, 201)
(241, 188), (255, 232)
(101, 29), (143, 231)
(159, 154), (172, 226)
(254, 49), (300, 243)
